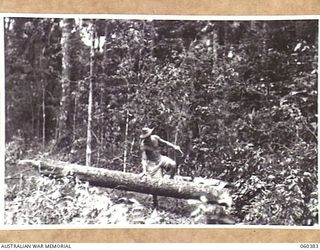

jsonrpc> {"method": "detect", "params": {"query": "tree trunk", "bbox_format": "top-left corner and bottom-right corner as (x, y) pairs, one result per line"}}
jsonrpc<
(39, 43), (46, 147)
(58, 18), (73, 142)
(18, 159), (231, 206)
(97, 91), (103, 166)
(86, 22), (95, 166)
(261, 21), (267, 65)
(72, 84), (78, 142)
(96, 22), (108, 166)
(211, 24), (218, 70)
(123, 109), (129, 172)
(42, 79), (46, 147)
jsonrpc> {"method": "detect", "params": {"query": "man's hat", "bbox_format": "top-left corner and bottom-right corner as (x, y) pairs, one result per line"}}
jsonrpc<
(140, 127), (154, 139)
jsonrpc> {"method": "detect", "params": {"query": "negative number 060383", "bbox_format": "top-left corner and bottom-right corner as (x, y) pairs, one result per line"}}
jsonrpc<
(300, 244), (319, 248)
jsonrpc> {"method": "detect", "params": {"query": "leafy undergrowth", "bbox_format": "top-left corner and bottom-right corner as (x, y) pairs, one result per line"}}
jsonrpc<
(230, 174), (318, 226)
(5, 174), (229, 225)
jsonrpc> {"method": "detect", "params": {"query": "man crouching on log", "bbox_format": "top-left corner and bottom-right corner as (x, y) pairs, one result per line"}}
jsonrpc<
(139, 127), (183, 209)
(140, 127), (183, 179)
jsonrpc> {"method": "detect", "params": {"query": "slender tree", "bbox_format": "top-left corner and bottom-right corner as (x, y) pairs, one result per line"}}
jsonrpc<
(86, 21), (95, 166)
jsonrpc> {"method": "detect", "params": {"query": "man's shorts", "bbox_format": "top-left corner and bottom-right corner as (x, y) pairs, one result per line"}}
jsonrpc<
(143, 155), (176, 178)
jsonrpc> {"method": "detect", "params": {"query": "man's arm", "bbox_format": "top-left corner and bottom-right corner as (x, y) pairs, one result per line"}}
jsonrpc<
(153, 135), (182, 153)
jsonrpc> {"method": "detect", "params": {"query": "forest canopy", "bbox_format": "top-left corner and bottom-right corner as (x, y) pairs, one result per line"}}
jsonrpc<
(4, 18), (318, 225)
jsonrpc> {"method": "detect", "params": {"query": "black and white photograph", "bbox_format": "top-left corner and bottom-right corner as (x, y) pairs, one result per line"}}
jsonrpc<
(3, 16), (318, 226)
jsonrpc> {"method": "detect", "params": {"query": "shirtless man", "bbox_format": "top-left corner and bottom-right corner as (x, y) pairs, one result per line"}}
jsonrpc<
(140, 127), (183, 179)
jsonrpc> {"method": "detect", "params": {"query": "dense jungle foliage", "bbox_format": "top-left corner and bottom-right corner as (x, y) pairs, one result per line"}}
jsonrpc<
(4, 18), (318, 225)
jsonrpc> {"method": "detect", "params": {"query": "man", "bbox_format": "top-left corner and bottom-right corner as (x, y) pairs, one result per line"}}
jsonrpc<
(140, 127), (183, 179)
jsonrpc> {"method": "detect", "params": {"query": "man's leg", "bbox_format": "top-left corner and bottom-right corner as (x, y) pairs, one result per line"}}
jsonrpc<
(152, 194), (158, 209)
(169, 161), (177, 179)
(144, 160), (162, 209)
(160, 155), (177, 179)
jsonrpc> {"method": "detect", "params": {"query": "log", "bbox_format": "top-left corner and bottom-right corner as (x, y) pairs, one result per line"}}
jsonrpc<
(18, 159), (232, 206)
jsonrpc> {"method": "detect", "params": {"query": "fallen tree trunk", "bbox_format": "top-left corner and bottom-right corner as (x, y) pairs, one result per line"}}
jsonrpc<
(18, 159), (231, 206)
